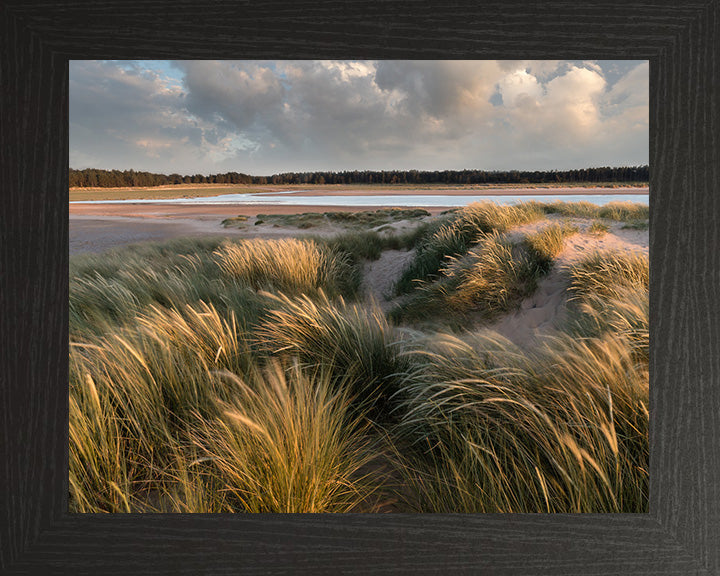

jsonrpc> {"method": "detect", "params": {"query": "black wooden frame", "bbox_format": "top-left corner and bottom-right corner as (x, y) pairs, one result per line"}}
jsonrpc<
(1, 1), (719, 574)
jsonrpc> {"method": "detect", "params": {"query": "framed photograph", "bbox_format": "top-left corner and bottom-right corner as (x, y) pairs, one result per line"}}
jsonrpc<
(2, 1), (718, 574)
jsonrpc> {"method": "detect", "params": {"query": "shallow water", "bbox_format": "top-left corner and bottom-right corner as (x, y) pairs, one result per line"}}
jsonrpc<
(72, 193), (649, 207)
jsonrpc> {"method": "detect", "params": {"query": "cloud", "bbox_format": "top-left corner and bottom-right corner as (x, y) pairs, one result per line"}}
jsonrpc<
(70, 61), (224, 172)
(497, 69), (544, 107)
(69, 60), (649, 174)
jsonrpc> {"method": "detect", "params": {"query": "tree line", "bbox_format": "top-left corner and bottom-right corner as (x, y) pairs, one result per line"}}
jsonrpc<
(70, 166), (649, 188)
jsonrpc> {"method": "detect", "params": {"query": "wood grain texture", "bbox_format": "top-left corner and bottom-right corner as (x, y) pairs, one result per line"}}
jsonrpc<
(1, 0), (718, 574)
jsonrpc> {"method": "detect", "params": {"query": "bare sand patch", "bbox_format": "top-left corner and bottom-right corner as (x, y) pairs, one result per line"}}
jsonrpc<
(69, 205), (440, 255)
(362, 250), (417, 312)
(485, 220), (648, 346)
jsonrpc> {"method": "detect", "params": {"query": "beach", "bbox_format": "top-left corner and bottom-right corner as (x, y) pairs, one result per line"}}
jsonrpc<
(69, 186), (648, 255)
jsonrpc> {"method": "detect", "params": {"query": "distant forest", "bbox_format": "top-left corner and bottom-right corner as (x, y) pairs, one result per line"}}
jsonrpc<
(69, 166), (649, 188)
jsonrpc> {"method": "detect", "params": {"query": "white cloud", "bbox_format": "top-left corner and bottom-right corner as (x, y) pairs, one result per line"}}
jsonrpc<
(498, 69), (544, 107)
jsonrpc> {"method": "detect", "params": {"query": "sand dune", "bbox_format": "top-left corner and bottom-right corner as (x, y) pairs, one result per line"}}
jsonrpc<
(70, 204), (648, 351)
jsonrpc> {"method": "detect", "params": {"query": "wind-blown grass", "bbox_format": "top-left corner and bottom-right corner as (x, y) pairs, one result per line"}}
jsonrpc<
(598, 202), (649, 221)
(70, 300), (386, 512)
(214, 238), (356, 297)
(390, 328), (648, 513)
(314, 228), (421, 262)
(540, 200), (648, 222)
(522, 221), (579, 272)
(622, 219), (649, 231)
(192, 362), (384, 512)
(69, 301), (255, 512)
(70, 205), (649, 513)
(565, 250), (649, 363)
(395, 202), (544, 294)
(588, 220), (610, 236)
(567, 250), (649, 300)
(256, 291), (407, 412)
(392, 228), (568, 324)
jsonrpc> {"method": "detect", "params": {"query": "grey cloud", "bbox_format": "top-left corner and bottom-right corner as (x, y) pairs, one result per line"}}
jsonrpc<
(178, 61), (285, 137)
(70, 60), (649, 175)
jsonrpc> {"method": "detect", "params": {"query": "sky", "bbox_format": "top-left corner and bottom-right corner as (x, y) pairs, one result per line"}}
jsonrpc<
(69, 60), (649, 176)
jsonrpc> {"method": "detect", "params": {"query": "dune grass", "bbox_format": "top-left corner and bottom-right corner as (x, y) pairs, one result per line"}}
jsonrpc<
(69, 302), (255, 512)
(394, 202), (544, 294)
(541, 200), (648, 221)
(588, 220), (610, 235)
(254, 208), (431, 230)
(567, 250), (649, 300)
(70, 238), (269, 338)
(214, 238), (357, 297)
(389, 327), (648, 513)
(221, 215), (249, 227)
(565, 250), (649, 363)
(190, 362), (385, 513)
(70, 203), (648, 513)
(256, 291), (408, 415)
(522, 221), (579, 272)
(622, 219), (649, 231)
(71, 341), (384, 512)
(313, 228), (421, 263)
(391, 223), (577, 325)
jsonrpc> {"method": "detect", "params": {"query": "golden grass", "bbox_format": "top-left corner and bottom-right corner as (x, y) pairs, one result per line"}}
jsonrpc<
(390, 327), (648, 512)
(69, 207), (648, 513)
(214, 238), (353, 296)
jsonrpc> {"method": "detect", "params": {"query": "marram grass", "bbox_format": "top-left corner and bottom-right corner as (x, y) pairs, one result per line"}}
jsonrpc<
(191, 362), (385, 513)
(389, 327), (648, 513)
(214, 238), (355, 296)
(392, 226), (575, 324)
(395, 201), (544, 294)
(70, 206), (648, 513)
(256, 290), (407, 412)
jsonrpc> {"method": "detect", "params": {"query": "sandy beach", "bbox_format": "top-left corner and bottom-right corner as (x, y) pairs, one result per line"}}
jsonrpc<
(69, 204), (453, 255)
(69, 186), (648, 255)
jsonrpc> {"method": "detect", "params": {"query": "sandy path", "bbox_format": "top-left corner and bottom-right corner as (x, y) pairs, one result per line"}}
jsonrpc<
(362, 250), (417, 311)
(486, 221), (648, 346)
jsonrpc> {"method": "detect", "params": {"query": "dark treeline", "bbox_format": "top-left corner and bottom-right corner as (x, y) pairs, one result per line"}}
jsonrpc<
(70, 166), (649, 188)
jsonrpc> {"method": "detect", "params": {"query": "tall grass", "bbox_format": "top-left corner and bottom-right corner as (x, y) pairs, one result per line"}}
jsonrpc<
(568, 250), (649, 300)
(541, 200), (648, 222)
(588, 220), (610, 236)
(390, 327), (648, 512)
(565, 250), (649, 363)
(256, 291), (407, 412)
(214, 238), (356, 297)
(70, 237), (308, 338)
(70, 206), (649, 513)
(392, 229), (562, 324)
(69, 301), (386, 512)
(440, 232), (542, 318)
(192, 362), (384, 512)
(314, 228), (421, 262)
(71, 303), (254, 447)
(598, 202), (649, 221)
(395, 202), (543, 294)
(523, 221), (579, 272)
